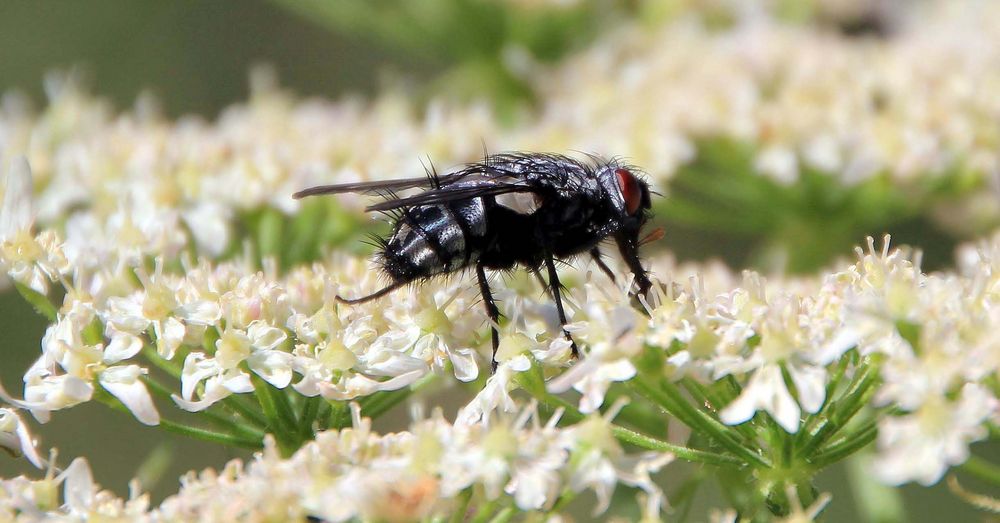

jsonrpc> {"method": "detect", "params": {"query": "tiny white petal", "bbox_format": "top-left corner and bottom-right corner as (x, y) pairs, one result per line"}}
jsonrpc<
(181, 202), (230, 257)
(155, 317), (185, 360)
(247, 350), (294, 389)
(104, 330), (144, 364)
(0, 408), (43, 468)
(180, 352), (218, 400)
(788, 363), (827, 415)
(99, 366), (160, 426)
(175, 300), (221, 325)
(60, 458), (95, 514)
(0, 156), (33, 240)
(448, 347), (479, 382)
(720, 365), (801, 433)
(248, 320), (287, 350)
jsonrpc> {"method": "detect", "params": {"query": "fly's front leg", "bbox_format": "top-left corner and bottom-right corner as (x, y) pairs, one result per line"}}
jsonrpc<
(544, 254), (580, 358)
(476, 263), (502, 372)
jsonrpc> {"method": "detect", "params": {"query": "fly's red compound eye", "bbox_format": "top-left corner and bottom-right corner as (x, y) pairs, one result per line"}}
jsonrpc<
(615, 168), (642, 215)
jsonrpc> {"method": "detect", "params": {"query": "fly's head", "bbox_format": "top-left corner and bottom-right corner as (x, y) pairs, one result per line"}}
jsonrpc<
(598, 163), (655, 297)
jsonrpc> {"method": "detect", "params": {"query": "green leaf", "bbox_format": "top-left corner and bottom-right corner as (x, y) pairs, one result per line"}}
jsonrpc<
(14, 282), (57, 321)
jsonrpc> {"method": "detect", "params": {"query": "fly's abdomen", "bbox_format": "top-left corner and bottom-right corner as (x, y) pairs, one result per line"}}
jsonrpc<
(381, 198), (486, 282)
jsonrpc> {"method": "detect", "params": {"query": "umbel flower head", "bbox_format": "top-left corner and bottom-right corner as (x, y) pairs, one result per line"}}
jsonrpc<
(2, 1), (1000, 518)
(2, 122), (1000, 518)
(0, 404), (673, 521)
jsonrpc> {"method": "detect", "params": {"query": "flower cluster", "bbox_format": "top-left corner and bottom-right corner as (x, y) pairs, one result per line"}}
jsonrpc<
(2, 1), (1000, 265)
(2, 1), (1000, 518)
(0, 157), (488, 424)
(460, 234), (1000, 489)
(2, 131), (1000, 516)
(531, 0), (1000, 188)
(1, 403), (671, 521)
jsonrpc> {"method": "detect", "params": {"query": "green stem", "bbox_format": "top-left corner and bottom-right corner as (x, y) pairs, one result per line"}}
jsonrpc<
(315, 400), (332, 429)
(254, 375), (299, 434)
(142, 346), (183, 380)
(222, 395), (270, 429)
(797, 364), (879, 459)
(683, 377), (757, 442)
(97, 391), (260, 449)
(450, 489), (473, 523)
(604, 385), (668, 436)
(537, 385), (741, 466)
(960, 456), (1000, 486)
(362, 374), (437, 420)
(811, 423), (877, 468)
(795, 353), (852, 450)
(327, 400), (350, 429)
(156, 418), (262, 449)
(298, 396), (321, 441)
(486, 506), (516, 523)
(470, 498), (499, 523)
(141, 376), (264, 441)
(630, 376), (770, 467)
(612, 423), (741, 466)
(251, 377), (299, 455)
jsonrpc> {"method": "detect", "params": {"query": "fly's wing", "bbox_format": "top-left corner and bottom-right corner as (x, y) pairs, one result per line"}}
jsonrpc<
(292, 172), (471, 200)
(294, 161), (552, 212)
(363, 179), (538, 212)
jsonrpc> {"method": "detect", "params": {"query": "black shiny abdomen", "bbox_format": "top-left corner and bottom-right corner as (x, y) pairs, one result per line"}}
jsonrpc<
(381, 197), (487, 282)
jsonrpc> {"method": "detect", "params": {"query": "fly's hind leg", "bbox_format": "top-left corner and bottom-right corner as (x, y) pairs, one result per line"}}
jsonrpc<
(335, 281), (406, 304)
(544, 254), (580, 358)
(589, 247), (617, 285)
(475, 263), (502, 373)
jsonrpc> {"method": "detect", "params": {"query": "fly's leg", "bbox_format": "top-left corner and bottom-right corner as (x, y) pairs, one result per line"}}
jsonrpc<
(589, 247), (617, 284)
(544, 254), (580, 358)
(530, 268), (552, 298)
(335, 281), (406, 304)
(476, 263), (502, 373)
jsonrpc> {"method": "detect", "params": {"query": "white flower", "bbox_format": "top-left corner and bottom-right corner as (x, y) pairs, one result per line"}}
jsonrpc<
(104, 263), (220, 360)
(720, 364), (803, 433)
(98, 365), (159, 426)
(872, 383), (998, 486)
(561, 401), (673, 515)
(546, 278), (643, 414)
(719, 295), (834, 433)
(0, 408), (44, 468)
(0, 157), (67, 293)
(456, 344), (532, 426)
(216, 321), (292, 387)
(173, 352), (254, 412)
(0, 157), (33, 243)
(22, 374), (93, 423)
(382, 285), (482, 382)
(8, 301), (161, 424)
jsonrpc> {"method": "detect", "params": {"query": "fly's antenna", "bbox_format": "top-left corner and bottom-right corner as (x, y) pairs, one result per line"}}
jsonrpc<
(639, 227), (666, 246)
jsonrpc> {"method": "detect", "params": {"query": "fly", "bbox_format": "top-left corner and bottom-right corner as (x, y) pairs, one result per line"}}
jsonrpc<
(293, 152), (657, 371)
